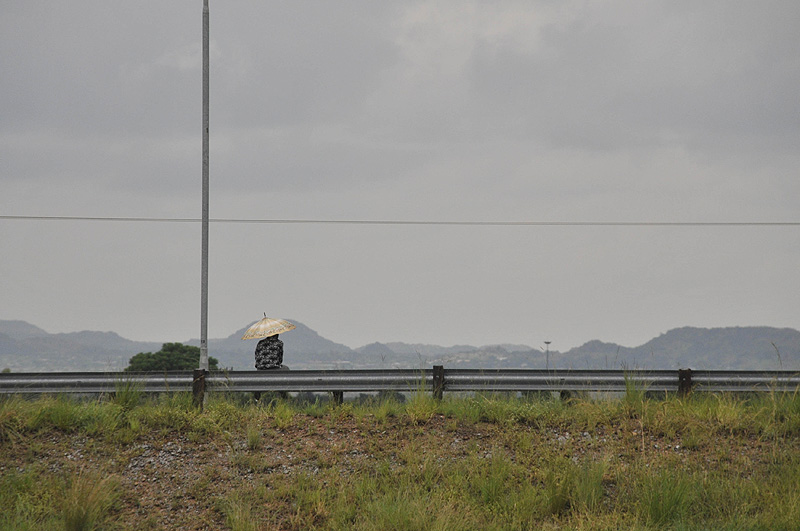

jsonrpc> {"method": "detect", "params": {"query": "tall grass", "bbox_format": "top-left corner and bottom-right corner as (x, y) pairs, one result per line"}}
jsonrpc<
(62, 472), (121, 531)
(404, 389), (438, 424)
(270, 400), (295, 429)
(543, 463), (574, 515)
(622, 370), (647, 418)
(636, 468), (694, 527)
(218, 492), (259, 531)
(245, 422), (262, 451)
(574, 458), (608, 513)
(0, 466), (120, 530)
(2, 389), (800, 529)
(112, 374), (143, 411)
(0, 396), (23, 444)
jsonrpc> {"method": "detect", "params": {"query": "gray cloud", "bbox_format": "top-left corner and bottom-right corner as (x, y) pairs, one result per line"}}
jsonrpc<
(465, 1), (800, 150)
(212, 2), (400, 128)
(2, 1), (798, 350)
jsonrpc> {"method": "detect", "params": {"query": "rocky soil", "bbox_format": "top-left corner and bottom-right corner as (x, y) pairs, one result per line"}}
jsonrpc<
(3, 409), (789, 530)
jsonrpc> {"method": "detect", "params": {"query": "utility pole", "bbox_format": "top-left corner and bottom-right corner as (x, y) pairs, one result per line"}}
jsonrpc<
(199, 0), (210, 371)
(544, 341), (551, 370)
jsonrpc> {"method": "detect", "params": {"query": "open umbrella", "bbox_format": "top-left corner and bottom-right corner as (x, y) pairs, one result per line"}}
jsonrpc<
(241, 314), (296, 340)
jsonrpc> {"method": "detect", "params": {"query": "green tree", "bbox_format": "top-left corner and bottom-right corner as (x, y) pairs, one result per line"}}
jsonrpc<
(124, 343), (219, 371)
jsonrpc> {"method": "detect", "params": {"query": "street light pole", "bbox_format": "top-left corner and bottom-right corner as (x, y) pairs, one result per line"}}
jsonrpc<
(199, 0), (210, 371)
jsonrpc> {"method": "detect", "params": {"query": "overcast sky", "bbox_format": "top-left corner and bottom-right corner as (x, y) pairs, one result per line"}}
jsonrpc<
(2, 1), (799, 352)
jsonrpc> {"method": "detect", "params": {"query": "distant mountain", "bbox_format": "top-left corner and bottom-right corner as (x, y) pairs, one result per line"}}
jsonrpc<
(380, 342), (479, 357)
(555, 327), (800, 370)
(1, 320), (798, 372)
(0, 320), (48, 340)
(355, 342), (546, 369)
(0, 320), (161, 372)
(356, 342), (399, 360)
(0, 333), (24, 358)
(350, 327), (800, 370)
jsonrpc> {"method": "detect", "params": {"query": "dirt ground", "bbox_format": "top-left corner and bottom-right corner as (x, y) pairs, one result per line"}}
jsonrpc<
(2, 409), (790, 530)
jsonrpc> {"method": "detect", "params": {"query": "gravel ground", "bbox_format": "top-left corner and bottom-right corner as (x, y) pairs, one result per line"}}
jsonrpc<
(1, 412), (791, 529)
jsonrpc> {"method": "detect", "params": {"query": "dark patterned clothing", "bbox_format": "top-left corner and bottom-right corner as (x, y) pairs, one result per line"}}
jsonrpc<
(254, 336), (284, 370)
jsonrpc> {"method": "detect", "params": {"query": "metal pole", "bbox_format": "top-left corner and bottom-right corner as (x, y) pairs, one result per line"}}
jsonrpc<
(544, 341), (551, 370)
(199, 0), (210, 371)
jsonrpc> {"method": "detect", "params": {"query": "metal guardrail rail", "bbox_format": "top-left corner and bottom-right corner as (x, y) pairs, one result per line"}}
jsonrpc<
(0, 372), (196, 395)
(1, 368), (799, 396)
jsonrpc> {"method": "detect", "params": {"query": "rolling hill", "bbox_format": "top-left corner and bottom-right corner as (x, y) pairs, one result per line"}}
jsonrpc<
(1, 319), (798, 372)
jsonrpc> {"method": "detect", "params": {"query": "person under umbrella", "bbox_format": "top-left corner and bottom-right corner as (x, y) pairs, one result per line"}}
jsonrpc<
(242, 314), (296, 370)
(254, 334), (285, 370)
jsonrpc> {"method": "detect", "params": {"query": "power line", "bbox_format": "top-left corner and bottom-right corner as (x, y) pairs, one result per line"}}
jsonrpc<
(0, 215), (798, 226)
(1, 215), (798, 226)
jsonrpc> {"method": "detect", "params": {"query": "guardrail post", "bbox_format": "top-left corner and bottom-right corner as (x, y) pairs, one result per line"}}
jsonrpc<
(193, 369), (207, 410)
(331, 391), (344, 405)
(678, 368), (692, 397)
(433, 365), (444, 400)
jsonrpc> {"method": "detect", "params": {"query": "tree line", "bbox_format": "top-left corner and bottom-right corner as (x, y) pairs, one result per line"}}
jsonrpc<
(125, 342), (219, 371)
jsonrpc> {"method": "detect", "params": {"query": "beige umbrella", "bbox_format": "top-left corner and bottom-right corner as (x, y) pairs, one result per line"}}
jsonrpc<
(241, 314), (296, 340)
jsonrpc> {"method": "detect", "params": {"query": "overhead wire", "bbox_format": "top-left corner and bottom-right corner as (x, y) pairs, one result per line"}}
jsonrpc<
(0, 215), (798, 227)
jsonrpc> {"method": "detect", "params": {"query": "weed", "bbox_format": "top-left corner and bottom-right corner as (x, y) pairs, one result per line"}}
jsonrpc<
(205, 398), (242, 432)
(438, 394), (482, 424)
(574, 458), (608, 513)
(330, 401), (354, 422)
(637, 468), (693, 527)
(355, 489), (471, 531)
(113, 375), (143, 411)
(218, 492), (258, 531)
(0, 397), (22, 444)
(404, 391), (438, 424)
(681, 425), (705, 450)
(543, 461), (575, 516)
(713, 394), (745, 435)
(270, 400), (295, 430)
(375, 398), (400, 425)
(246, 422), (261, 451)
(28, 395), (84, 433)
(0, 466), (59, 529)
(62, 472), (121, 531)
(298, 396), (330, 418)
(81, 401), (124, 438)
(474, 453), (512, 507)
(2, 390), (799, 529)
(622, 370), (647, 418)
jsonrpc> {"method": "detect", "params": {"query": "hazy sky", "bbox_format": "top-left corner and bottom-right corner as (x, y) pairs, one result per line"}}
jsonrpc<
(2, 1), (799, 351)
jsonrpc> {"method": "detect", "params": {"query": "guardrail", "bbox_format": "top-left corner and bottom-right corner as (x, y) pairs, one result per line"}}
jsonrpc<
(2, 368), (799, 400)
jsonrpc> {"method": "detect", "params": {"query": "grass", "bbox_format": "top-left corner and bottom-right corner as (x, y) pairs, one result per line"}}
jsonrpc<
(245, 422), (261, 451)
(218, 492), (258, 531)
(113, 375), (143, 412)
(0, 465), (120, 530)
(62, 472), (121, 531)
(636, 467), (694, 527)
(1, 390), (799, 529)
